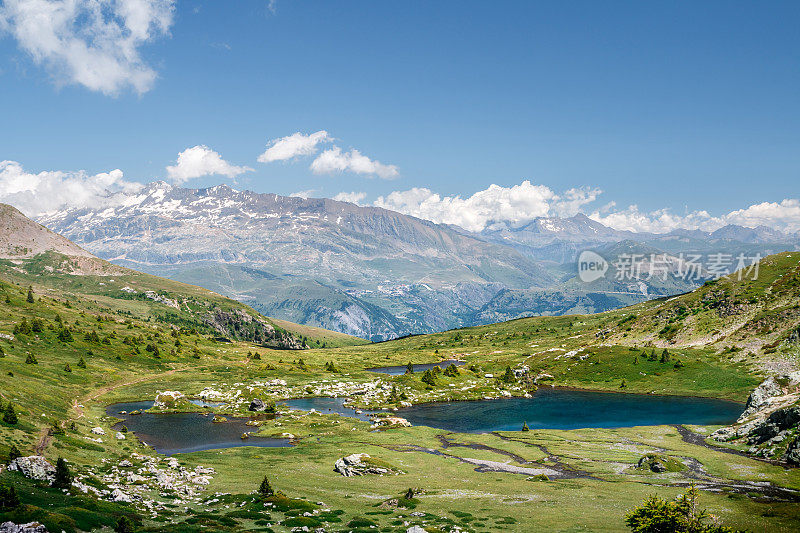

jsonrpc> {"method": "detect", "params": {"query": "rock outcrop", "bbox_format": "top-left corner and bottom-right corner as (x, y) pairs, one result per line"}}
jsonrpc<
(333, 454), (400, 477)
(7, 456), (56, 482)
(711, 371), (800, 464)
(154, 390), (187, 409)
(0, 522), (49, 533)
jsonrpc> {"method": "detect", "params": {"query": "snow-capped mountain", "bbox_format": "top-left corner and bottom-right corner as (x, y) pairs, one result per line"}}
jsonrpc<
(39, 182), (555, 340)
(36, 182), (798, 339)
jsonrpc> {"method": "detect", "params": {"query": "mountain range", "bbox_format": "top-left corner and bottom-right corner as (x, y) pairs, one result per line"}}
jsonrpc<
(36, 183), (799, 340)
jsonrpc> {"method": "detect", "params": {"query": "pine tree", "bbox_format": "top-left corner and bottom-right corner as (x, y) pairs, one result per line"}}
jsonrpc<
(633, 355), (639, 365)
(25, 353), (38, 365)
(521, 422), (530, 432)
(64, 363), (72, 372)
(8, 444), (21, 462)
(501, 366), (516, 383)
(421, 369), (437, 386)
(26, 286), (34, 303)
(660, 349), (670, 363)
(620, 379), (627, 389)
(0, 483), (20, 510)
(14, 318), (32, 336)
(77, 356), (87, 369)
(405, 362), (414, 375)
(57, 327), (73, 342)
(443, 363), (459, 377)
(258, 475), (274, 497)
(52, 457), (72, 489)
(3, 403), (18, 425)
(0, 346), (5, 357)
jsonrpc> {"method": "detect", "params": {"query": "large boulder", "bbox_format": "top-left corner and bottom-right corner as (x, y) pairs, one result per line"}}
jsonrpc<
(0, 523), (48, 533)
(7, 456), (55, 482)
(333, 453), (400, 477)
(248, 399), (266, 412)
(154, 390), (186, 409)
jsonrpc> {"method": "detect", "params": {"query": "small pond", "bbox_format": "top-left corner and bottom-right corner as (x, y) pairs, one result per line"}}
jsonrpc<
(366, 359), (465, 375)
(106, 401), (291, 455)
(284, 388), (743, 433)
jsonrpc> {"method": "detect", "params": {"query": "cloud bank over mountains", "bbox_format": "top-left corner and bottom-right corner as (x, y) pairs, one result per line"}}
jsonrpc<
(0, 160), (142, 215)
(0, 157), (797, 236)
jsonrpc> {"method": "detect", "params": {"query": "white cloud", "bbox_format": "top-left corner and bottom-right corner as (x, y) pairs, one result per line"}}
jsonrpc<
(258, 131), (331, 163)
(311, 147), (399, 179)
(289, 189), (317, 199)
(374, 181), (560, 232)
(333, 191), (367, 205)
(166, 145), (253, 184)
(0, 160), (142, 216)
(0, 0), (175, 95)
(552, 187), (602, 217)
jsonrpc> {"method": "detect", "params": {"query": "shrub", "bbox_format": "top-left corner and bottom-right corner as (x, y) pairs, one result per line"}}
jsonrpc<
(443, 363), (460, 377)
(77, 357), (87, 369)
(26, 286), (34, 303)
(405, 362), (414, 374)
(115, 516), (136, 533)
(501, 366), (516, 383)
(625, 484), (739, 533)
(25, 354), (38, 365)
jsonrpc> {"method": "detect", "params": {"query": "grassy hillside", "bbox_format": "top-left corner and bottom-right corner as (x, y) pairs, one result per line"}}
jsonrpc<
(1, 251), (799, 532)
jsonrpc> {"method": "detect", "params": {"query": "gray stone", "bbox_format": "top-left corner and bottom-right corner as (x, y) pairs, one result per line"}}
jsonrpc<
(7, 456), (55, 482)
(0, 522), (48, 533)
(785, 437), (800, 466)
(248, 399), (266, 412)
(739, 372), (800, 421)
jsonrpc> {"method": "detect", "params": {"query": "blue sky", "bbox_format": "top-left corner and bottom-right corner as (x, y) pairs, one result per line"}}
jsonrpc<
(0, 1), (798, 232)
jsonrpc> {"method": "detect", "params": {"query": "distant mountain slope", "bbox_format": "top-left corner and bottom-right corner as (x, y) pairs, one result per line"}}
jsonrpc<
(0, 203), (94, 259)
(38, 183), (557, 340)
(475, 213), (798, 262)
(0, 203), (364, 349)
(472, 240), (708, 324)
